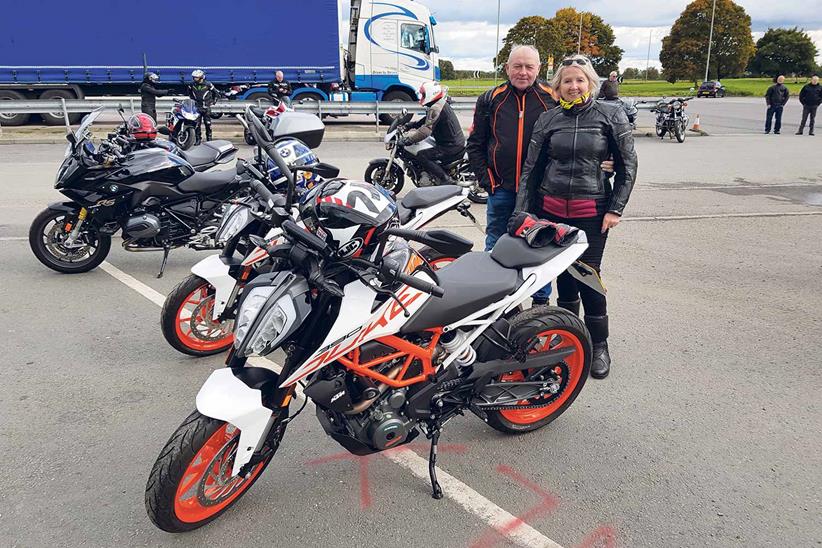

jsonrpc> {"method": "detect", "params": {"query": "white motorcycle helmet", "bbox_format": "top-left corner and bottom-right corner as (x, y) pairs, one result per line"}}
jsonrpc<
(418, 81), (445, 107)
(191, 69), (205, 82)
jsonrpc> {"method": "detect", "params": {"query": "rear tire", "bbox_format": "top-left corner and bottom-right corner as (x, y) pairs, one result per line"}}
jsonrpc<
(145, 411), (275, 532)
(485, 307), (591, 434)
(29, 208), (111, 273)
(364, 161), (404, 194)
(161, 275), (235, 357)
(0, 90), (30, 126)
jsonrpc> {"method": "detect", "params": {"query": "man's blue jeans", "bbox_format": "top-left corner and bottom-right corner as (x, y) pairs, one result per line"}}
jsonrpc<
(484, 188), (552, 303)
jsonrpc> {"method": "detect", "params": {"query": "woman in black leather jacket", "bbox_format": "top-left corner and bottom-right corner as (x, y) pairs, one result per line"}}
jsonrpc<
(515, 54), (638, 379)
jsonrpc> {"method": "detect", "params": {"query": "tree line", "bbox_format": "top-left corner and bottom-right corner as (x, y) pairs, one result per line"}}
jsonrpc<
(438, 2), (819, 84)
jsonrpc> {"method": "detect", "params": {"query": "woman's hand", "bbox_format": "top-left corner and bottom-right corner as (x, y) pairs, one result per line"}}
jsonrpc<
(600, 158), (615, 173)
(601, 212), (621, 233)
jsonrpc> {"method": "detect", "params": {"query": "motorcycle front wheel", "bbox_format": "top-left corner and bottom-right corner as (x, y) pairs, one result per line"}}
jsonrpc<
(145, 411), (276, 532)
(29, 208), (111, 273)
(161, 275), (234, 357)
(176, 127), (196, 150)
(655, 124), (666, 138)
(364, 162), (404, 194)
(675, 121), (686, 143)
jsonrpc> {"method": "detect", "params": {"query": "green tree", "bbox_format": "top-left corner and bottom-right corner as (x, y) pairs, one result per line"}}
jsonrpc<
(748, 28), (818, 76)
(438, 59), (457, 80)
(622, 67), (640, 79)
(639, 67), (661, 80)
(660, 0), (755, 83)
(495, 9), (623, 75)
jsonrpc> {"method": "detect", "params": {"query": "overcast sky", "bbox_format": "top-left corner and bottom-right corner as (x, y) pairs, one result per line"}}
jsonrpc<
(419, 0), (822, 71)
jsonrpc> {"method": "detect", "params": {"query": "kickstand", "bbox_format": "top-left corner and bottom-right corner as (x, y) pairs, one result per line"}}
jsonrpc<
(428, 428), (444, 499)
(157, 246), (171, 278)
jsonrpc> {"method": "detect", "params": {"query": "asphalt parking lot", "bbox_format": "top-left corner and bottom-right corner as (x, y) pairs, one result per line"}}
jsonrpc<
(1, 134), (821, 547)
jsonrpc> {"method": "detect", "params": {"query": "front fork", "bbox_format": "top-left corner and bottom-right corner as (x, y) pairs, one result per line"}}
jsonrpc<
(64, 207), (88, 247)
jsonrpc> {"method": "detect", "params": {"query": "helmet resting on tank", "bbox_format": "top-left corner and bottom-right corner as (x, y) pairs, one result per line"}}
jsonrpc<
(265, 138), (320, 195)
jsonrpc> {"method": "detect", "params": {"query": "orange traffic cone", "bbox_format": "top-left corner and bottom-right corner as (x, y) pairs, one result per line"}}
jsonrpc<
(691, 114), (701, 132)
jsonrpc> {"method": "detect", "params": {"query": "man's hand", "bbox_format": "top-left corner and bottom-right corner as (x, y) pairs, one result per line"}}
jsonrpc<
(601, 212), (621, 233)
(600, 159), (615, 173)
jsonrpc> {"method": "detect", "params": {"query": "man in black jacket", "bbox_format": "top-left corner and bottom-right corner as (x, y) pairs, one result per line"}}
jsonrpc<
(765, 75), (790, 134)
(188, 69), (218, 143)
(139, 73), (168, 122)
(797, 75), (821, 135)
(267, 71), (292, 104)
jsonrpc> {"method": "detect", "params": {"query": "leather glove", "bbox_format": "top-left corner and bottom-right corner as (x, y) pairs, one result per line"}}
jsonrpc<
(507, 212), (579, 247)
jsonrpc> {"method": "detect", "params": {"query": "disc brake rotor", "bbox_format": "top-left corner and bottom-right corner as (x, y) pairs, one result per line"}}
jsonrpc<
(189, 296), (233, 341)
(45, 223), (91, 262)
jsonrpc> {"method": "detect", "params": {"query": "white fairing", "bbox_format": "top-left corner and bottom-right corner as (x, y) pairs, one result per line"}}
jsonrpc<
(195, 368), (274, 476)
(402, 188), (469, 230)
(279, 274), (434, 387)
(191, 254), (235, 320)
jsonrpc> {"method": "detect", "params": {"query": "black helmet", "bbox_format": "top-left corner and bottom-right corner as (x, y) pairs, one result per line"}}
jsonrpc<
(144, 72), (159, 84)
(300, 179), (397, 259)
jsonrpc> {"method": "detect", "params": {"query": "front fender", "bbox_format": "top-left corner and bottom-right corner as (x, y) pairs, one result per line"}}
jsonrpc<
(191, 254), (236, 320)
(195, 367), (279, 476)
(46, 201), (82, 214)
(367, 158), (389, 167)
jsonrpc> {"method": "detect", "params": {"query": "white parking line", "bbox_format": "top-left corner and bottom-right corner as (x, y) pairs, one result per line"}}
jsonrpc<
(99, 260), (563, 548)
(0, 236), (27, 241)
(624, 211), (822, 222)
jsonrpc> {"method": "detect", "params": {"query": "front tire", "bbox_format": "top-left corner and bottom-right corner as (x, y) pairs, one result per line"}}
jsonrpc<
(177, 127), (196, 150)
(145, 411), (275, 532)
(675, 120), (686, 142)
(161, 275), (235, 357)
(29, 208), (111, 273)
(485, 307), (591, 434)
(364, 161), (405, 194)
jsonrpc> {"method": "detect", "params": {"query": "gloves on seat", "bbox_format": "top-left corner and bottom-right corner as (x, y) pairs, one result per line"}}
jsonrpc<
(506, 212), (579, 247)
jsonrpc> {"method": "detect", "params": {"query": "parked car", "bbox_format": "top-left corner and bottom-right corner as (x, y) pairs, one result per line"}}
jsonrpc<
(697, 81), (726, 98)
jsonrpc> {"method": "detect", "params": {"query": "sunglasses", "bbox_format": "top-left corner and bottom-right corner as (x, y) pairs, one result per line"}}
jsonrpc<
(561, 58), (588, 66)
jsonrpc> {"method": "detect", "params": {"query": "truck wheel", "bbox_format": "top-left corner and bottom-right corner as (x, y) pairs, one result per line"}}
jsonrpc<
(380, 90), (413, 125)
(0, 90), (30, 126)
(296, 92), (325, 118)
(39, 89), (83, 125)
(246, 93), (271, 105)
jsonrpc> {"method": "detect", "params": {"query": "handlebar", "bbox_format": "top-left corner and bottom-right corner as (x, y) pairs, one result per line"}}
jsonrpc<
(379, 258), (445, 297)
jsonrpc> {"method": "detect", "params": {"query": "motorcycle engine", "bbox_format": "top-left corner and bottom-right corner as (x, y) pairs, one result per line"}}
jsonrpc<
(306, 344), (418, 454)
(123, 213), (161, 239)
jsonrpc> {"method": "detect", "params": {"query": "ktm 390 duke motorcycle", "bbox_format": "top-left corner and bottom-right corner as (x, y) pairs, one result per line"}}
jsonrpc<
(144, 111), (603, 532)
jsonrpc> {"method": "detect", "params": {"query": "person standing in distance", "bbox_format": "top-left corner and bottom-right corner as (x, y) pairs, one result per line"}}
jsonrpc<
(139, 72), (168, 122)
(188, 69), (218, 144)
(796, 74), (820, 136)
(765, 75), (790, 134)
(268, 70), (292, 105)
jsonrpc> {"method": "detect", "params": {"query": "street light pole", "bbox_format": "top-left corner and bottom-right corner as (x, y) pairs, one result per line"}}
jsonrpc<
(494, 0), (501, 86)
(645, 28), (652, 81)
(577, 13), (583, 54)
(704, 0), (717, 82)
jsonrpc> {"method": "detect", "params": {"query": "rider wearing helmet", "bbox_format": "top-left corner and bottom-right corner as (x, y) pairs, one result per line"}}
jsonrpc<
(139, 72), (168, 122)
(127, 113), (158, 143)
(400, 81), (465, 186)
(300, 179), (397, 260)
(187, 69), (219, 144)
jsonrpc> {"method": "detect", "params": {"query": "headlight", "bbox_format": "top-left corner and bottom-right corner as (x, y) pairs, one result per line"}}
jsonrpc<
(237, 293), (298, 356)
(64, 143), (72, 158)
(216, 205), (251, 243)
(184, 112), (199, 121)
(234, 287), (275, 349)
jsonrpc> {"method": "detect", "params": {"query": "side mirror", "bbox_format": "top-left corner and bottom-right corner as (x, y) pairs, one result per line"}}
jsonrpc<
(66, 133), (77, 145)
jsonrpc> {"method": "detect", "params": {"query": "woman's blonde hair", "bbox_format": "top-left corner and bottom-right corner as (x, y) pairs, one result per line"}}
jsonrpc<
(550, 55), (601, 99)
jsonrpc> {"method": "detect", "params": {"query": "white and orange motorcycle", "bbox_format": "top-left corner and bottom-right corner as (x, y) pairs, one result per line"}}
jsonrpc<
(145, 158), (603, 532)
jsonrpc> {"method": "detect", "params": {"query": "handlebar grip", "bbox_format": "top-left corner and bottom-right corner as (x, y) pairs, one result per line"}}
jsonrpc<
(396, 271), (445, 298)
(281, 219), (328, 254)
(249, 179), (277, 204)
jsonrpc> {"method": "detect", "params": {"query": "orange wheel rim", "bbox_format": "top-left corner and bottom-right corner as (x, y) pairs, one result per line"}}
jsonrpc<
(174, 284), (234, 352)
(174, 424), (265, 523)
(498, 329), (585, 425)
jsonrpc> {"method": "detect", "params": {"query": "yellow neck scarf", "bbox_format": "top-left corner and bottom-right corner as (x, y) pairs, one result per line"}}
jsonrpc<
(559, 92), (591, 110)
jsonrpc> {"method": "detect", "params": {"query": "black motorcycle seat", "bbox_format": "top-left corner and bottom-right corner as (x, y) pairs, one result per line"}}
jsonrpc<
(401, 186), (462, 210)
(397, 203), (413, 224)
(177, 169), (238, 194)
(401, 252), (519, 332)
(179, 144), (221, 167)
(490, 234), (577, 269)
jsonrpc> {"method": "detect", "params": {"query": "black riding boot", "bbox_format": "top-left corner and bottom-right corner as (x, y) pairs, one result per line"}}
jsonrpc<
(557, 298), (581, 316)
(584, 314), (611, 379)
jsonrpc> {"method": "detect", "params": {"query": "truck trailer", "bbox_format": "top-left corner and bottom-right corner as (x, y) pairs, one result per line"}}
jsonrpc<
(0, 0), (440, 125)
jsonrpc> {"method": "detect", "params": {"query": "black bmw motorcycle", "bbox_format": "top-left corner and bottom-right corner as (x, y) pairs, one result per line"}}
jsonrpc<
(29, 108), (246, 276)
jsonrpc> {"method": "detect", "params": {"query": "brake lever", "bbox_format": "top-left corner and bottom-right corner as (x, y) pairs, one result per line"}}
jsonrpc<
(340, 260), (412, 317)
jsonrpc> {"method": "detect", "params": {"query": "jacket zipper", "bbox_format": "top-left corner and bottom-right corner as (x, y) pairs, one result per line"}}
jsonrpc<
(515, 94), (526, 191)
(568, 114), (578, 217)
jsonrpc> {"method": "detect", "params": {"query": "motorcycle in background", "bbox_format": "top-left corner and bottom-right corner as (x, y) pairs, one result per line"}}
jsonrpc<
(165, 99), (202, 150)
(364, 110), (487, 204)
(651, 97), (691, 143)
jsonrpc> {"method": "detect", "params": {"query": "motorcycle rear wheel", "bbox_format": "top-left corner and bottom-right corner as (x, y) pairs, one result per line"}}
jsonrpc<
(161, 275), (234, 357)
(29, 208), (111, 274)
(485, 307), (591, 434)
(145, 411), (276, 532)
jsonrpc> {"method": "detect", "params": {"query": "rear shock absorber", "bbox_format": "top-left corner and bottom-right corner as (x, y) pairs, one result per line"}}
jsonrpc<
(440, 329), (476, 367)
